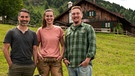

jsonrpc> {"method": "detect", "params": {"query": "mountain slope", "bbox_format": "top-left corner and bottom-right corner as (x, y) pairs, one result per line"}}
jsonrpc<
(22, 0), (135, 26)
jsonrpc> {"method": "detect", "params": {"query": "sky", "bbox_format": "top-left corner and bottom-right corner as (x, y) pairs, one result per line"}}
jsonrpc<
(104, 0), (135, 10)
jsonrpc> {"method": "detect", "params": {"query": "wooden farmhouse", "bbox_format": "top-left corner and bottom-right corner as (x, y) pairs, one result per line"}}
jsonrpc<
(54, 0), (135, 35)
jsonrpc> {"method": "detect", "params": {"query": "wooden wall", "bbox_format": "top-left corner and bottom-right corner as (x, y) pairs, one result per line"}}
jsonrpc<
(54, 1), (135, 34)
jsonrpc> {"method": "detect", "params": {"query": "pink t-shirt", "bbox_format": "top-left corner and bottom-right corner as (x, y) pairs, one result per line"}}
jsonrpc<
(36, 25), (64, 57)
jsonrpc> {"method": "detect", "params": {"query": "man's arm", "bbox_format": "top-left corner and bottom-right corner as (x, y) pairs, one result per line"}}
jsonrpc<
(3, 43), (12, 67)
(87, 25), (96, 59)
(63, 29), (70, 66)
(33, 45), (38, 65)
(79, 25), (96, 66)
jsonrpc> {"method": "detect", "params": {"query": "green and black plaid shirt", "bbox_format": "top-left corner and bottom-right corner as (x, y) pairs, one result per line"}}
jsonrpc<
(64, 22), (96, 67)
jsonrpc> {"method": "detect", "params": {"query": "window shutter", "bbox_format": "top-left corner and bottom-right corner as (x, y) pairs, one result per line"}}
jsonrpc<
(83, 11), (85, 18)
(94, 11), (96, 16)
(110, 22), (113, 28)
(102, 22), (105, 28)
(86, 11), (89, 18)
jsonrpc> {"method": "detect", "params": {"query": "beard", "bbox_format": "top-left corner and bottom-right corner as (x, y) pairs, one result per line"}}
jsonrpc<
(72, 17), (82, 25)
(73, 20), (82, 25)
(74, 21), (79, 24)
(19, 20), (29, 26)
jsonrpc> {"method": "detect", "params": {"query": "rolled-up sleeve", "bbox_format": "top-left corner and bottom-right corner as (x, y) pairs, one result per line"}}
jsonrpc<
(86, 25), (96, 59)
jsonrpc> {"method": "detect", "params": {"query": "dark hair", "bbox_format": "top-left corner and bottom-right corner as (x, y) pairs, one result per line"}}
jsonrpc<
(42, 9), (54, 28)
(18, 8), (30, 16)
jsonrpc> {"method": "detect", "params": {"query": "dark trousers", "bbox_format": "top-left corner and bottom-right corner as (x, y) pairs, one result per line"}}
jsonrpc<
(8, 63), (36, 76)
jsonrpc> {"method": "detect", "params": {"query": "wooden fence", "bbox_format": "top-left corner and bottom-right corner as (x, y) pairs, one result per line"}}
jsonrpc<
(114, 30), (135, 37)
(62, 27), (135, 37)
(94, 28), (111, 33)
(94, 28), (135, 37)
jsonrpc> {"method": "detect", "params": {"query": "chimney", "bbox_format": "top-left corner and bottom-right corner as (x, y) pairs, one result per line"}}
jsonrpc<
(68, 1), (73, 23)
(93, 0), (96, 3)
(68, 1), (73, 8)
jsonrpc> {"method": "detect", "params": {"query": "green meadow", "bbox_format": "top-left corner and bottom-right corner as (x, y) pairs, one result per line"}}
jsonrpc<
(0, 24), (135, 76)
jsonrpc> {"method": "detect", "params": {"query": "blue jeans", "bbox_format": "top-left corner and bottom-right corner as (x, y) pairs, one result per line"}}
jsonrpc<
(67, 65), (92, 76)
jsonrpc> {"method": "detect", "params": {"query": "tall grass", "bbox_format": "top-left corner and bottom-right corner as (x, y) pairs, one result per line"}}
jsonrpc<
(93, 33), (135, 76)
(0, 24), (135, 76)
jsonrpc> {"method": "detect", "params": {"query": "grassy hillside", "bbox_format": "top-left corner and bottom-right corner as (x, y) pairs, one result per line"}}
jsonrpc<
(0, 24), (135, 76)
(94, 33), (135, 76)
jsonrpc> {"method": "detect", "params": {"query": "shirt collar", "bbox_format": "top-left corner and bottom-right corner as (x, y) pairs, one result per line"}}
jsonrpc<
(16, 27), (29, 34)
(71, 22), (84, 30)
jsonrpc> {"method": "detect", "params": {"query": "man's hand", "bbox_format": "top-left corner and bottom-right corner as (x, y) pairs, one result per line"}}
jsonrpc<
(79, 58), (91, 67)
(63, 58), (70, 66)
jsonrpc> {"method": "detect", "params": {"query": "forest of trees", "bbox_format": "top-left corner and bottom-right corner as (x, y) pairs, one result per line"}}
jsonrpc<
(0, 0), (23, 24)
(0, 0), (135, 26)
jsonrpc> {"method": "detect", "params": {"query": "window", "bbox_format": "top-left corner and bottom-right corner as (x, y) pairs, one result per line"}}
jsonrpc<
(102, 22), (113, 28)
(89, 10), (96, 17)
(105, 22), (110, 27)
(83, 10), (96, 18)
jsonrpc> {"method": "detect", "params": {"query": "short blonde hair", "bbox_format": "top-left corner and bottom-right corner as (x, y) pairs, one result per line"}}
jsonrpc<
(71, 6), (82, 12)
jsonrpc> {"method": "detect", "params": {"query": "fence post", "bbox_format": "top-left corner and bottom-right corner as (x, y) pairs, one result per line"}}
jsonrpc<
(126, 31), (127, 35)
(117, 29), (118, 34)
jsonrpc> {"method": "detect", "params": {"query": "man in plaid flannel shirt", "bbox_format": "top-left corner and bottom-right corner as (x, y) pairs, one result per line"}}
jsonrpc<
(63, 6), (96, 76)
